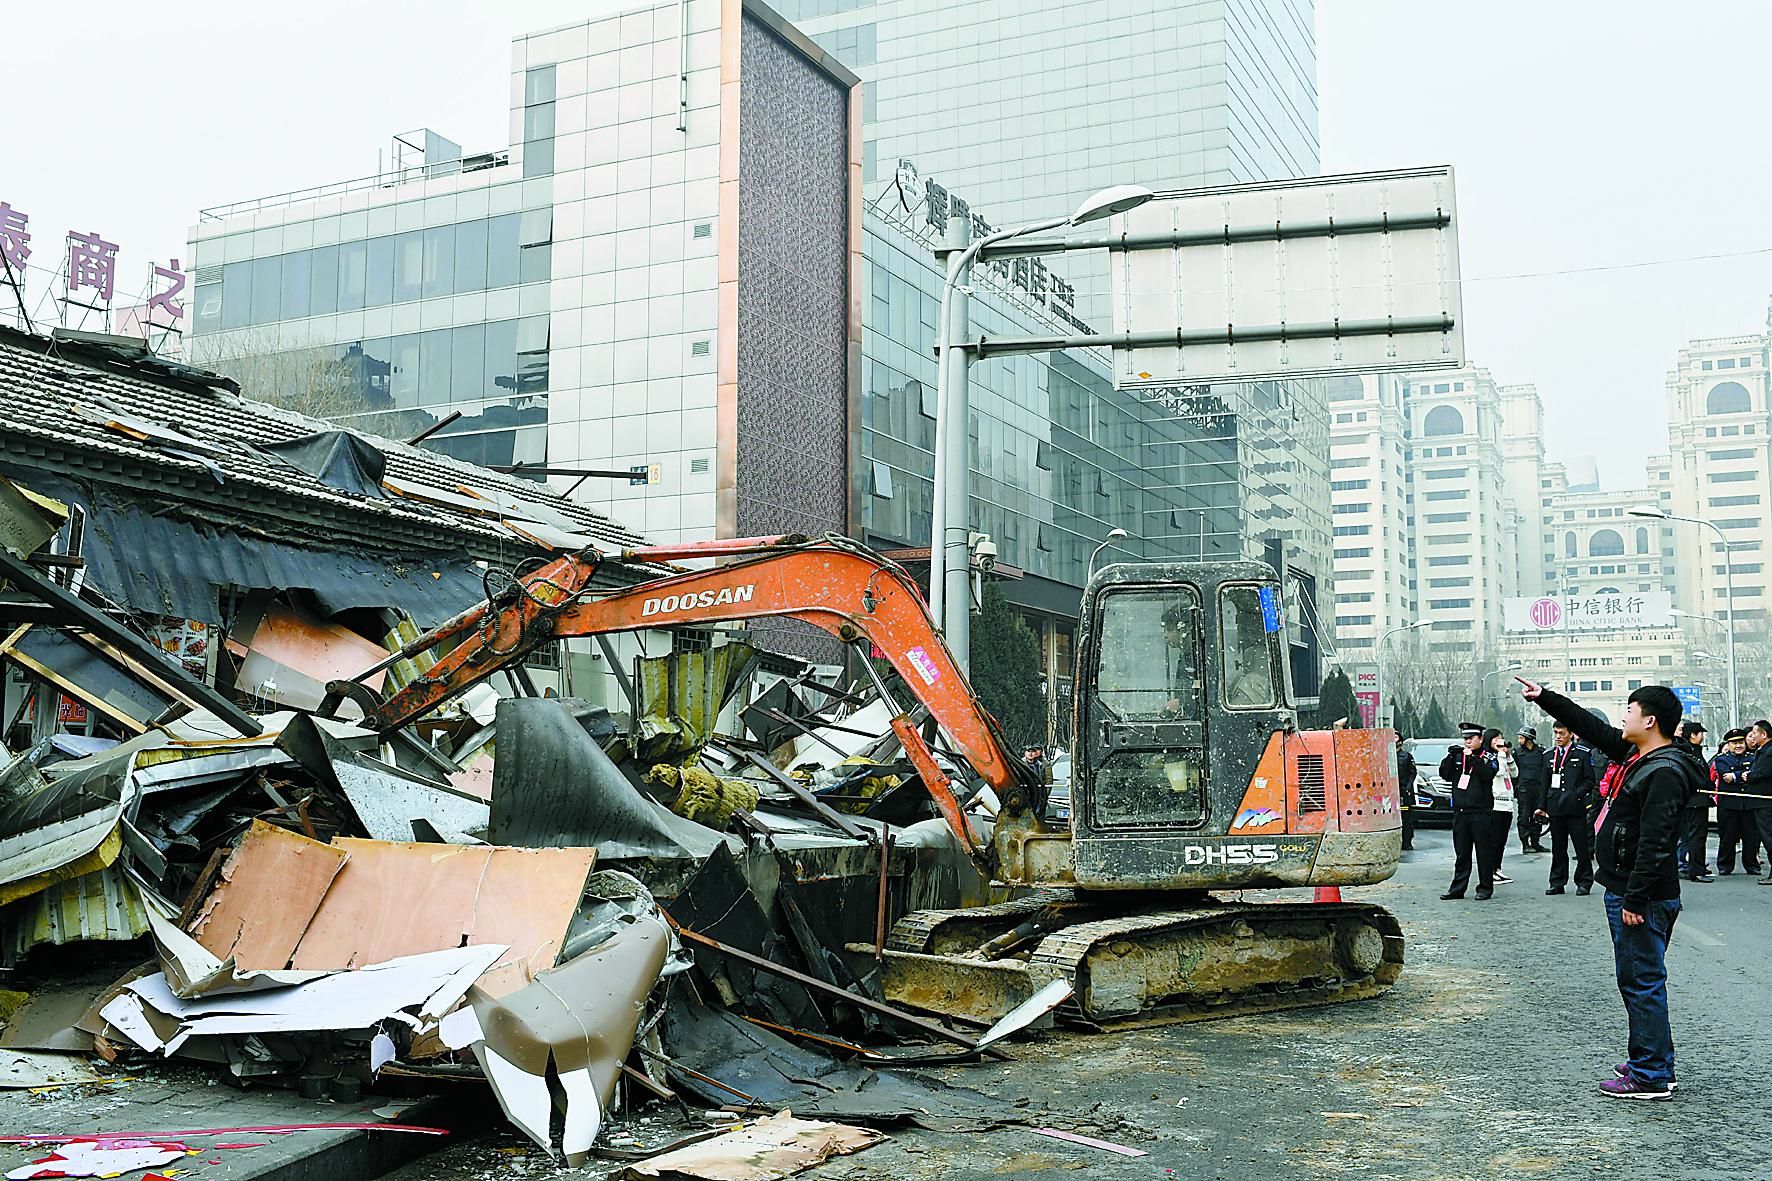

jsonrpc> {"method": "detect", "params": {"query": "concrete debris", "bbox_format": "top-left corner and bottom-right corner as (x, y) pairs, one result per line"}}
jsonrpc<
(0, 466), (1024, 1164)
(617, 1112), (884, 1181)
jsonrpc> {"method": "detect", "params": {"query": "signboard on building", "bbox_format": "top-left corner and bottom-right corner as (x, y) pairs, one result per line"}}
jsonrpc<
(1355, 690), (1379, 729)
(1672, 685), (1702, 717)
(1106, 166), (1463, 388)
(1502, 592), (1674, 633)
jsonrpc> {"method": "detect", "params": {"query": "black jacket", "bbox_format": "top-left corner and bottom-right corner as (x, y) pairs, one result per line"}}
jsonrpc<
(1711, 750), (1754, 811)
(1396, 749), (1418, 798)
(1541, 741), (1597, 817)
(1738, 743), (1772, 810)
(1674, 740), (1713, 811)
(1531, 688), (1699, 910)
(1513, 743), (1549, 804)
(1439, 748), (1495, 812)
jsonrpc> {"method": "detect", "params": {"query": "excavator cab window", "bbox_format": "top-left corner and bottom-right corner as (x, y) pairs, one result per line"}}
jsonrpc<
(1217, 584), (1282, 710)
(1084, 586), (1206, 830)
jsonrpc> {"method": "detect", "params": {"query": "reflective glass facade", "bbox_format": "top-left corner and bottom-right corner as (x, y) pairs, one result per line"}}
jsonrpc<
(862, 202), (1332, 691)
(195, 210), (552, 334)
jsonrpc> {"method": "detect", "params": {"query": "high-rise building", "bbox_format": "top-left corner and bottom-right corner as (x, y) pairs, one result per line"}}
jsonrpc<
(1326, 373), (1414, 647)
(773, 0), (1319, 321)
(1498, 383), (1548, 600)
(183, 0), (1335, 690)
(1662, 323), (1772, 639)
(1402, 365), (1521, 658)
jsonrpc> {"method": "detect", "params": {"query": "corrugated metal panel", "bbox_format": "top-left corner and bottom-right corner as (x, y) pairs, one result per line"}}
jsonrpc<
(2, 864), (149, 964)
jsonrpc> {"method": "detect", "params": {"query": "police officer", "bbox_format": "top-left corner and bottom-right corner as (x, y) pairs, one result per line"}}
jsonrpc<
(1536, 719), (1597, 894)
(1514, 726), (1550, 853)
(1711, 728), (1757, 874)
(1396, 735), (1418, 852)
(1738, 719), (1772, 885)
(1674, 720), (1713, 882)
(1440, 723), (1498, 900)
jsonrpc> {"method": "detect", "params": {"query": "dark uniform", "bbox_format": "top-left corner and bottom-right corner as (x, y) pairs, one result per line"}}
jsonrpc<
(1441, 737), (1498, 899)
(1737, 733), (1772, 885)
(1674, 724), (1712, 880)
(1711, 736), (1759, 874)
(1514, 731), (1550, 853)
(1397, 745), (1418, 851)
(1542, 739), (1598, 892)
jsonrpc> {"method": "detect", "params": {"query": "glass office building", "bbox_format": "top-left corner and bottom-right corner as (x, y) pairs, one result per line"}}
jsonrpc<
(774, 0), (1320, 323)
(186, 0), (1331, 694)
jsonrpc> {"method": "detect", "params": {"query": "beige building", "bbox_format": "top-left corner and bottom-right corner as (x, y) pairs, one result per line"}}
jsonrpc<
(1327, 373), (1416, 655)
(1662, 326), (1772, 641)
(1403, 365), (1522, 659)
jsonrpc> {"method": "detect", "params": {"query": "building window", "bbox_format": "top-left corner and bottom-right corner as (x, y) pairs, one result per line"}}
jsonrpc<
(1332, 503), (1371, 515)
(1423, 467), (1468, 480)
(1425, 512), (1470, 524)
(1707, 380), (1752, 415)
(1422, 405), (1465, 436)
(522, 65), (557, 178)
(1426, 556), (1470, 567)
(1588, 528), (1625, 557)
(1330, 456), (1368, 469)
(1635, 527), (1649, 552)
(1718, 358), (1737, 369)
(1330, 479), (1370, 491)
(1428, 597), (1472, 608)
(1336, 592), (1374, 604)
(1709, 495), (1762, 507)
(1427, 577), (1472, 588)
(1334, 548), (1373, 559)
(1710, 448), (1755, 460)
(1423, 490), (1467, 502)
(1710, 470), (1756, 483)
(1332, 524), (1372, 537)
(1337, 615), (1375, 627)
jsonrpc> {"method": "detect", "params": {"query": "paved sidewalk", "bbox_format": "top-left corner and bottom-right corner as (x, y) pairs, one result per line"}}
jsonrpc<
(0, 1061), (474, 1181)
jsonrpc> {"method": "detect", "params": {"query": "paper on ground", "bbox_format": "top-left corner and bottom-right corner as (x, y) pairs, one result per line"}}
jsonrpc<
(102, 944), (505, 1055)
(619, 1113), (884, 1181)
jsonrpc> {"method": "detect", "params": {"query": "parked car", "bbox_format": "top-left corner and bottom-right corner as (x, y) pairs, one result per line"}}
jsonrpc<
(1404, 737), (1463, 827)
(1045, 754), (1073, 823)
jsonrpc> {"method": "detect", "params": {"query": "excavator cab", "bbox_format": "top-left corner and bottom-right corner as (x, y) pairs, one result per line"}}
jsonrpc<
(1064, 560), (1400, 891)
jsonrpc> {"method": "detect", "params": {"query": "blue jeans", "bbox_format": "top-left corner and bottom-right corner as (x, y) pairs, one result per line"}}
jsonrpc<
(1603, 892), (1681, 1086)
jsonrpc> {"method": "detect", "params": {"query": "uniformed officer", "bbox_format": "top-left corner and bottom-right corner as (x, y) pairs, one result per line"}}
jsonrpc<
(1536, 719), (1597, 894)
(1440, 723), (1498, 900)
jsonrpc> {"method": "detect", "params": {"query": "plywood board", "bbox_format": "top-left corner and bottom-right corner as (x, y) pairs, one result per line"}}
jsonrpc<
(187, 821), (348, 970)
(289, 840), (595, 994)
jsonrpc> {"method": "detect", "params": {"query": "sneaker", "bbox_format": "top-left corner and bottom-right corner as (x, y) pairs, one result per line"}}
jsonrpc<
(1691, 873), (1715, 884)
(1545, 886), (1565, 895)
(1614, 1063), (1677, 1091)
(1493, 872), (1514, 884)
(1760, 874), (1772, 886)
(1599, 1075), (1672, 1101)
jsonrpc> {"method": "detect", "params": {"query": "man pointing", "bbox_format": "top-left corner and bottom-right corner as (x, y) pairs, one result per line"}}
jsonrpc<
(1517, 677), (1702, 1101)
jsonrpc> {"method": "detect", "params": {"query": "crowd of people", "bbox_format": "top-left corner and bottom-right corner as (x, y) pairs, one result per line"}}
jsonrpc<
(1395, 712), (1772, 900)
(1392, 680), (1772, 1101)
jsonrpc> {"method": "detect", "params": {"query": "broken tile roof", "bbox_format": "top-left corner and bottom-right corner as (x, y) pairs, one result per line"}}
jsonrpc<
(0, 325), (647, 558)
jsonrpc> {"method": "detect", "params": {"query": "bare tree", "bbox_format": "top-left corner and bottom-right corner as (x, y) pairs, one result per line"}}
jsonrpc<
(195, 329), (377, 422)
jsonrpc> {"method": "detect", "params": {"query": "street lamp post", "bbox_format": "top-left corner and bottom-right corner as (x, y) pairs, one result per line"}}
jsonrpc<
(1632, 505), (1737, 728)
(1376, 620), (1431, 730)
(929, 184), (1155, 675)
(1087, 527), (1130, 579)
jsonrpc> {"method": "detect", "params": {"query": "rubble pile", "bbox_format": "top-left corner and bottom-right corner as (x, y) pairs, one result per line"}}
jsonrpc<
(0, 480), (1040, 1176)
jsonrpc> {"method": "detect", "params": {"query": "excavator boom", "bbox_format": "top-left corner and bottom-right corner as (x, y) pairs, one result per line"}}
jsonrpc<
(324, 535), (1034, 855)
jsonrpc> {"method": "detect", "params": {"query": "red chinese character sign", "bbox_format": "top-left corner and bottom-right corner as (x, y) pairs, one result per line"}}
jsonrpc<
(0, 196), (186, 349)
(1355, 691), (1379, 728)
(1504, 592), (1672, 632)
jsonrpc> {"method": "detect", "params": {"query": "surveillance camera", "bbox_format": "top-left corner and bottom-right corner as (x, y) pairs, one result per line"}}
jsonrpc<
(973, 534), (998, 572)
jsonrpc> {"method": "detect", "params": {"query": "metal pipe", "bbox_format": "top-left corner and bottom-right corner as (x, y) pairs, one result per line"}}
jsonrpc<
(618, 534), (799, 562)
(405, 410), (462, 445)
(968, 316), (1458, 360)
(979, 211), (1451, 261)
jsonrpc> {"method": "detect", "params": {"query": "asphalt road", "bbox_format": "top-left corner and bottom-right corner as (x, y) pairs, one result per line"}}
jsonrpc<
(386, 829), (1772, 1181)
(806, 827), (1772, 1181)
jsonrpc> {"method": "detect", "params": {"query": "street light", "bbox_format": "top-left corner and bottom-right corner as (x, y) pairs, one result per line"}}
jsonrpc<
(1631, 504), (1737, 727)
(930, 183), (1157, 674)
(1481, 662), (1525, 697)
(1376, 619), (1432, 730)
(1087, 527), (1130, 578)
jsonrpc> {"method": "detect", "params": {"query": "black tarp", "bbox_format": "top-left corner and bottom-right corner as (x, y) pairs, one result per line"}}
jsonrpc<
(661, 999), (1008, 1129)
(1, 472), (485, 626)
(260, 431), (388, 499)
(488, 697), (723, 860)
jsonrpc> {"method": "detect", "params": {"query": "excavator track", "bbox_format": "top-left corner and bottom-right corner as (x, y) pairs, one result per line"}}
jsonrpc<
(884, 894), (1404, 1028)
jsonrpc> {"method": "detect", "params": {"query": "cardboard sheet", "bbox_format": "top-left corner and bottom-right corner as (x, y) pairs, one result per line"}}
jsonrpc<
(187, 822), (348, 970)
(288, 840), (596, 996)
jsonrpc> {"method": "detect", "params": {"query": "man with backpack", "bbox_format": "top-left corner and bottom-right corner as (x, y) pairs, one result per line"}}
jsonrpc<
(1518, 678), (1704, 1101)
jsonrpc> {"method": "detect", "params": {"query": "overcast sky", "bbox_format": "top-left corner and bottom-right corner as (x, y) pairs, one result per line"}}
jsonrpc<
(7, 1), (1769, 488)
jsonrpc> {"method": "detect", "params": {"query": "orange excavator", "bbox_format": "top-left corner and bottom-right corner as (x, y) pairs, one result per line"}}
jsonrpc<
(323, 533), (1403, 1026)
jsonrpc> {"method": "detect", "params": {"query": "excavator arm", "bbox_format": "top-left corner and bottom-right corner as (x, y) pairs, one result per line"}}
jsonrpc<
(322, 535), (1035, 858)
